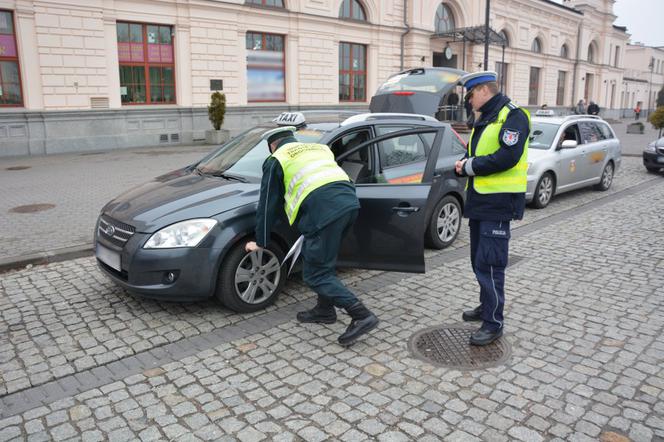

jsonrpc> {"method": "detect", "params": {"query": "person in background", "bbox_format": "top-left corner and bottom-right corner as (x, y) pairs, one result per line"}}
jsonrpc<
(588, 101), (600, 115)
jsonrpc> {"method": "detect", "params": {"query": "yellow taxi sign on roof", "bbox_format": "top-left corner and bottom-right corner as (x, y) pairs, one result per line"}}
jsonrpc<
(273, 112), (306, 126)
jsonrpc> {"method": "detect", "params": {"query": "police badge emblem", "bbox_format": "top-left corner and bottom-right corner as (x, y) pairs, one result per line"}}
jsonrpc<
(502, 130), (520, 146)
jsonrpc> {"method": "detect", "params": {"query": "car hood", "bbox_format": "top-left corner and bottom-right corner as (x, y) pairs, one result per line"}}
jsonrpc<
(102, 168), (260, 233)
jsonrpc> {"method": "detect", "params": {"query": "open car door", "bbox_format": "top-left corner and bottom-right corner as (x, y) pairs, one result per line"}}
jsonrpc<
(336, 126), (445, 273)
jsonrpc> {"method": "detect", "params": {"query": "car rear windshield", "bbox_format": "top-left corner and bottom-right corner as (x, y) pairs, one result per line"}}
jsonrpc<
(376, 69), (462, 94)
(196, 126), (328, 179)
(529, 122), (559, 150)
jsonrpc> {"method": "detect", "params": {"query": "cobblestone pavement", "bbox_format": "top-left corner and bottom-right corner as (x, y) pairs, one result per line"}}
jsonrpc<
(0, 160), (663, 439)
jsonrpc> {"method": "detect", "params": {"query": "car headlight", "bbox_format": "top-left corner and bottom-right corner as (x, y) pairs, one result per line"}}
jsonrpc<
(144, 219), (217, 248)
(645, 143), (656, 153)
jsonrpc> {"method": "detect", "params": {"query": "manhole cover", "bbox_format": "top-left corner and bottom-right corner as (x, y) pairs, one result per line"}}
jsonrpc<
(5, 166), (30, 171)
(9, 203), (56, 213)
(408, 325), (511, 370)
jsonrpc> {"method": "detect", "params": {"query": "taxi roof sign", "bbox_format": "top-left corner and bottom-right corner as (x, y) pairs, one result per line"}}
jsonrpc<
(273, 112), (306, 126)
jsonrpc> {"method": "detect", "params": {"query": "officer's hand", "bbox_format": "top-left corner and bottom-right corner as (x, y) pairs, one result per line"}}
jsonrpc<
(455, 159), (467, 176)
(245, 241), (260, 253)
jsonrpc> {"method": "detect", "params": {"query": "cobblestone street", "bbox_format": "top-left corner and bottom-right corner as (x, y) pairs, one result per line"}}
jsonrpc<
(1, 154), (663, 441)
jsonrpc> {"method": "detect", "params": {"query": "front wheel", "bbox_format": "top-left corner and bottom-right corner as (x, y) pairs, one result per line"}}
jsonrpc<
(531, 172), (554, 209)
(425, 195), (462, 249)
(594, 162), (614, 191)
(215, 240), (285, 313)
(645, 166), (660, 174)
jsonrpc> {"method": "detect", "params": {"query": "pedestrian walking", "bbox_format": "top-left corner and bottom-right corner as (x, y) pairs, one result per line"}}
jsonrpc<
(454, 71), (530, 346)
(245, 127), (379, 346)
(575, 99), (586, 115)
(588, 101), (600, 115)
(634, 104), (641, 120)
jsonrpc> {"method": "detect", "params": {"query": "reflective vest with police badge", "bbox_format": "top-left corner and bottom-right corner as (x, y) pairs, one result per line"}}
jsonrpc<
(271, 142), (350, 225)
(467, 103), (530, 193)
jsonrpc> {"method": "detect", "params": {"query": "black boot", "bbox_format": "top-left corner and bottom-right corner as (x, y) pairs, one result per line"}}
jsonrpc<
(297, 296), (337, 324)
(462, 305), (482, 322)
(338, 301), (379, 346)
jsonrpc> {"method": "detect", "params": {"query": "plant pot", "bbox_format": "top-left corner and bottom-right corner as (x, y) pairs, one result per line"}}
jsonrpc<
(626, 123), (644, 134)
(206, 129), (230, 145)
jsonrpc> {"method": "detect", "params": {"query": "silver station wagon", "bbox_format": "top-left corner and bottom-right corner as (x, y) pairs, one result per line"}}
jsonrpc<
(526, 115), (621, 208)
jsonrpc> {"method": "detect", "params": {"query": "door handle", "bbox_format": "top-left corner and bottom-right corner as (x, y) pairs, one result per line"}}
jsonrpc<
(392, 205), (420, 213)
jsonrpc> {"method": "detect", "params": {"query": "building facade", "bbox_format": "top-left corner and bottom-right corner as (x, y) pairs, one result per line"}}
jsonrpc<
(623, 43), (664, 118)
(0, 0), (654, 156)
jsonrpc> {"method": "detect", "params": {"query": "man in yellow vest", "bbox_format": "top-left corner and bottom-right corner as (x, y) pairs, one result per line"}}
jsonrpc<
(245, 128), (379, 346)
(454, 71), (530, 345)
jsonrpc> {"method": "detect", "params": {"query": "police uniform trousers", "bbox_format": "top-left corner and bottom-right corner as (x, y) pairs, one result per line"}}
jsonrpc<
(301, 209), (359, 309)
(469, 219), (511, 332)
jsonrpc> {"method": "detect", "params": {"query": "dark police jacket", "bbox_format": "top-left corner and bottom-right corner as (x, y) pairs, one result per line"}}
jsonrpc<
(461, 93), (530, 221)
(255, 136), (360, 248)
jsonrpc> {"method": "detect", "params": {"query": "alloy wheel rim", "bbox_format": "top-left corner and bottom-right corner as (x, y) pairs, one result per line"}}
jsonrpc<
(603, 165), (613, 188)
(539, 176), (553, 205)
(234, 248), (281, 304)
(436, 202), (460, 242)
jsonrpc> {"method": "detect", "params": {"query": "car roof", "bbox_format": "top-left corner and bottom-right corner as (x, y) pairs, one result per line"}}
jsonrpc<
(532, 115), (609, 126)
(257, 112), (449, 133)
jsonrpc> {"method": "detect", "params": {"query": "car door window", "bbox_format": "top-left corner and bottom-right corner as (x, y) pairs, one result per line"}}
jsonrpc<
(579, 122), (601, 144)
(330, 129), (373, 184)
(439, 130), (467, 158)
(559, 124), (581, 147)
(595, 122), (614, 139)
(373, 126), (430, 184)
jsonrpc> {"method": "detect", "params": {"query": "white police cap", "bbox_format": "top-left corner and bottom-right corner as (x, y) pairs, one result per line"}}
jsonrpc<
(458, 71), (498, 91)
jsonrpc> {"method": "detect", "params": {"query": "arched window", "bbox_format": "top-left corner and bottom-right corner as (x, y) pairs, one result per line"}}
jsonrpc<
(587, 43), (595, 63)
(246, 0), (285, 7)
(339, 0), (366, 21)
(531, 38), (542, 53)
(434, 3), (455, 33)
(498, 30), (509, 47)
(560, 44), (569, 58)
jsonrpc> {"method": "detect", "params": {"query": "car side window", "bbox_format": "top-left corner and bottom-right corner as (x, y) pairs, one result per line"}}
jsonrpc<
(444, 131), (467, 157)
(375, 126), (428, 168)
(330, 129), (373, 184)
(579, 122), (601, 144)
(559, 124), (581, 147)
(596, 122), (614, 140)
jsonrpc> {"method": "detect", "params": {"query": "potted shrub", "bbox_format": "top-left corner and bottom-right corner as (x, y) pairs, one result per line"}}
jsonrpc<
(649, 106), (664, 138)
(206, 91), (230, 144)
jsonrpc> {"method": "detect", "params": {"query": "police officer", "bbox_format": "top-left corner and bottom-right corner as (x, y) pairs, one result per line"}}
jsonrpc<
(245, 127), (379, 346)
(454, 71), (530, 346)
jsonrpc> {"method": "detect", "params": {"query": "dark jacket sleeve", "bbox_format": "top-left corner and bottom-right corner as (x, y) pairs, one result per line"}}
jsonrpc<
(255, 157), (285, 248)
(466, 108), (530, 176)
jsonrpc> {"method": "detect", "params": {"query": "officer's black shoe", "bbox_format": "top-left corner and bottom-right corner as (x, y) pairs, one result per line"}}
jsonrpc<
(462, 306), (482, 322)
(296, 297), (337, 324)
(469, 327), (503, 346)
(338, 301), (379, 346)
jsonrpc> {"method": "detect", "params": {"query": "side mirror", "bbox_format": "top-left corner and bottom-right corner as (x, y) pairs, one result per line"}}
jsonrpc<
(561, 139), (578, 149)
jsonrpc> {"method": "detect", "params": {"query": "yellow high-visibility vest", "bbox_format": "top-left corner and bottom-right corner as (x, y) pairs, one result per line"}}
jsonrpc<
(271, 142), (350, 225)
(468, 104), (530, 193)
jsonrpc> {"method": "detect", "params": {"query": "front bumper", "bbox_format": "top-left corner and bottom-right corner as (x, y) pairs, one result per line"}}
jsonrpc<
(643, 151), (664, 170)
(95, 231), (219, 301)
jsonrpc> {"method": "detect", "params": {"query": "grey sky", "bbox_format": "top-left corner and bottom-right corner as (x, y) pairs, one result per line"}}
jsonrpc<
(612, 0), (664, 47)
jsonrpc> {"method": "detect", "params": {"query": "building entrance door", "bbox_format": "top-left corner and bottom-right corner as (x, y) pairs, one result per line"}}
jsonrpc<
(584, 73), (594, 101)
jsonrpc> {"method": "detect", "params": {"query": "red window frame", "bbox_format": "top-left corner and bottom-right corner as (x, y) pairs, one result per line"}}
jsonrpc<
(339, 42), (366, 102)
(117, 21), (176, 105)
(339, 0), (367, 21)
(0, 10), (24, 107)
(246, 32), (286, 103)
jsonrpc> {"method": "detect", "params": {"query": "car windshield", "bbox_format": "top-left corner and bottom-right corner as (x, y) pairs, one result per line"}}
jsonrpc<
(376, 69), (461, 94)
(529, 122), (559, 150)
(195, 126), (328, 179)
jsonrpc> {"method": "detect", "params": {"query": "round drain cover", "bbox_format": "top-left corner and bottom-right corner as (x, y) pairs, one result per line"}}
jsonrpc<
(9, 203), (56, 213)
(6, 166), (30, 171)
(408, 325), (511, 370)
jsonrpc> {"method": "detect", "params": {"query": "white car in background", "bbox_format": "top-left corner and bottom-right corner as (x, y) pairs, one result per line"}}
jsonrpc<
(526, 115), (621, 208)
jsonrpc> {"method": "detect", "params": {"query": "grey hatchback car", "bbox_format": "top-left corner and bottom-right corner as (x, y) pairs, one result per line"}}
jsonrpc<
(95, 112), (467, 312)
(526, 115), (621, 208)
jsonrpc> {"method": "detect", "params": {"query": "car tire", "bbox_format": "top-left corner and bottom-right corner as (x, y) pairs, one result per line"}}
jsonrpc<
(215, 240), (285, 313)
(531, 172), (555, 209)
(645, 166), (660, 174)
(594, 161), (614, 191)
(425, 195), (462, 249)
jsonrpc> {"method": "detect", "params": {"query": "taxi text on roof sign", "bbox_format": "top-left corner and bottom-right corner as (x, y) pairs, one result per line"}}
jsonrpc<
(274, 112), (306, 126)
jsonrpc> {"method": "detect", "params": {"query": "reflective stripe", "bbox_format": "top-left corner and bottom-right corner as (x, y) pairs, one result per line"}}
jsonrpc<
(285, 167), (349, 219)
(287, 159), (330, 195)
